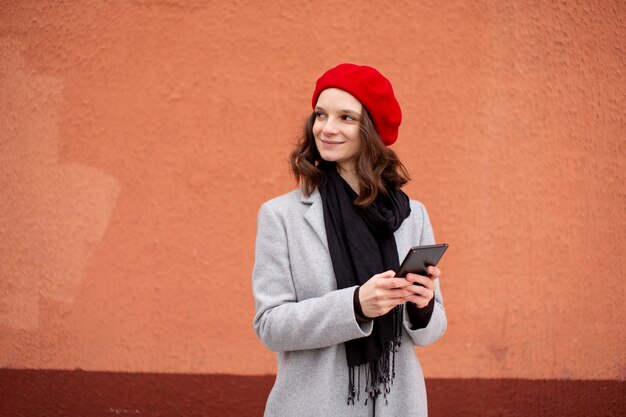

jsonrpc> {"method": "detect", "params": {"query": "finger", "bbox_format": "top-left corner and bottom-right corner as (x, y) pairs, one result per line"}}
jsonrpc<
(412, 286), (434, 299)
(390, 295), (412, 308)
(427, 266), (441, 278)
(405, 294), (423, 304)
(403, 284), (423, 296)
(405, 287), (434, 304)
(405, 295), (431, 308)
(373, 287), (414, 304)
(388, 288), (414, 299)
(378, 270), (397, 278)
(405, 273), (428, 281)
(368, 287), (409, 301)
(403, 280), (434, 295)
(405, 274), (435, 290)
(378, 277), (413, 289)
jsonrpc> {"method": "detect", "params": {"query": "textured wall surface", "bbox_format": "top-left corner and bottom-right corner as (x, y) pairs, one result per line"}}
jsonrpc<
(1, 0), (624, 387)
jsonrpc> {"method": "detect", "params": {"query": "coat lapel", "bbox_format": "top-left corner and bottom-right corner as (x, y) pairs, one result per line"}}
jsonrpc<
(394, 220), (412, 261)
(394, 202), (417, 260)
(301, 189), (329, 251)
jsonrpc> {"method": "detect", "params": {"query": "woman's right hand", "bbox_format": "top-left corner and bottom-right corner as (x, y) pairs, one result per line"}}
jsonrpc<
(358, 270), (413, 318)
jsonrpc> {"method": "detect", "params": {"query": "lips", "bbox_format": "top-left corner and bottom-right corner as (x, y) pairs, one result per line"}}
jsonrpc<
(320, 139), (344, 145)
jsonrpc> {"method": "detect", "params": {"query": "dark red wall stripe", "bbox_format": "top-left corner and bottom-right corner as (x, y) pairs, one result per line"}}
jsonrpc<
(1, 369), (624, 416)
(427, 377), (624, 417)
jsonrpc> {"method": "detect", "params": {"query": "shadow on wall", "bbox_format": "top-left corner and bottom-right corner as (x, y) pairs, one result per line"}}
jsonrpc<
(0, 38), (120, 331)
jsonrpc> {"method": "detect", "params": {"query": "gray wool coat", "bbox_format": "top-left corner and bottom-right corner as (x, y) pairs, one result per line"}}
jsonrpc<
(252, 188), (447, 417)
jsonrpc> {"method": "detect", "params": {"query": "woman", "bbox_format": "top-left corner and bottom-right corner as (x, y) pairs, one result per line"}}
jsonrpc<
(252, 63), (446, 416)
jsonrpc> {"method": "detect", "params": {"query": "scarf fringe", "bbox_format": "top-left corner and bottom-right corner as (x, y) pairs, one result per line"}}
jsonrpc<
(347, 305), (403, 406)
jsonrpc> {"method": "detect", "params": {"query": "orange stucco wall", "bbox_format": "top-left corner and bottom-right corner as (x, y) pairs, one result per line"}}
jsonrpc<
(1, 0), (624, 381)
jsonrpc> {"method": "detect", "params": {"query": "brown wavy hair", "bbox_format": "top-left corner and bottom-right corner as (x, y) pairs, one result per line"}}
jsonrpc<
(289, 107), (410, 207)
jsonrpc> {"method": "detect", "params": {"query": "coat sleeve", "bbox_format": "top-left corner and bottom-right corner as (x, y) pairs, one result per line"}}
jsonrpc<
(252, 202), (374, 352)
(402, 201), (448, 346)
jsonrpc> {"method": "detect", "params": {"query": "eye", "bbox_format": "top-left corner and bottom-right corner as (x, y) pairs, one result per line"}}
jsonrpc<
(342, 114), (358, 122)
(315, 111), (327, 120)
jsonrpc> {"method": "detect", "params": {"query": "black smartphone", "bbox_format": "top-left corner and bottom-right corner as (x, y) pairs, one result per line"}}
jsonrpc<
(396, 244), (448, 279)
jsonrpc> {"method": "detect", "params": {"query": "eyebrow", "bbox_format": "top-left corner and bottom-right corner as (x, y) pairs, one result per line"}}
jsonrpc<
(315, 106), (361, 117)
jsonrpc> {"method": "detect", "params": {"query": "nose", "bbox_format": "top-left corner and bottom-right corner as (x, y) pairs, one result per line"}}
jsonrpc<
(321, 117), (339, 136)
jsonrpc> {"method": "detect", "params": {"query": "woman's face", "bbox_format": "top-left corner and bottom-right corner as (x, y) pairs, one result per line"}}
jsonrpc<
(313, 88), (363, 171)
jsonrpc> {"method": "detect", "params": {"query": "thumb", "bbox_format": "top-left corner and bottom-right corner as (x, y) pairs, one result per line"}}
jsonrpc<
(381, 270), (397, 278)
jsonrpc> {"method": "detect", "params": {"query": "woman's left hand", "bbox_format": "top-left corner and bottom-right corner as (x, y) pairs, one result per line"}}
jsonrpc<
(403, 266), (440, 308)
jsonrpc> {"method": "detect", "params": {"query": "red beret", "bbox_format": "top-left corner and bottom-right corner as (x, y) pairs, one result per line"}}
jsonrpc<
(311, 63), (402, 146)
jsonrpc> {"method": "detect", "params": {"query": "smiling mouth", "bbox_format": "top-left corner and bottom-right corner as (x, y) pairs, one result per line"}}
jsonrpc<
(320, 139), (344, 145)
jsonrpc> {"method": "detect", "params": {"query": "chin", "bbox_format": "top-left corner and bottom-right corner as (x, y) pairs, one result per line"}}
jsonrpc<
(318, 152), (342, 164)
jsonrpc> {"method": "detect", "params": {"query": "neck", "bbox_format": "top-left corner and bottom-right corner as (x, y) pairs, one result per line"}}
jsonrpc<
(337, 163), (360, 195)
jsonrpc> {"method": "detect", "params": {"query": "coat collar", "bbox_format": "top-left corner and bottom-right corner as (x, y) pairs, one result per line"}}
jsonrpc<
(300, 188), (329, 251)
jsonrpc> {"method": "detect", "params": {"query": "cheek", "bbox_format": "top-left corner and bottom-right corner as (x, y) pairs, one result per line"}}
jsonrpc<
(312, 121), (322, 137)
(348, 128), (362, 146)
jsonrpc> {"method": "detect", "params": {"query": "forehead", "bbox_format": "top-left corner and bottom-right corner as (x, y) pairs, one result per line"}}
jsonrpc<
(315, 88), (363, 112)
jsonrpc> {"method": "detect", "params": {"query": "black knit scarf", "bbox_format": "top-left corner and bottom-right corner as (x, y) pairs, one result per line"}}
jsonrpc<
(318, 162), (411, 406)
